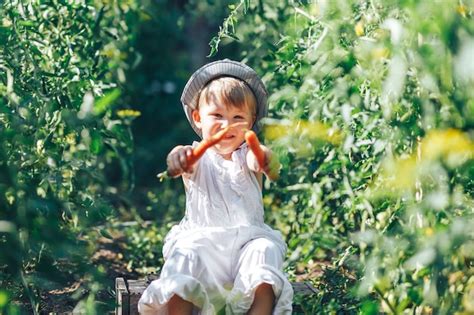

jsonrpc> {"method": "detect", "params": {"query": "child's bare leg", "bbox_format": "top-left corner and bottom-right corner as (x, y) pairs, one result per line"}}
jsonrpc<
(168, 294), (193, 315)
(247, 283), (275, 315)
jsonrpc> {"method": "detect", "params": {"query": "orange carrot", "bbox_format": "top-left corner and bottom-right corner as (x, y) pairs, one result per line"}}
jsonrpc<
(245, 130), (279, 181)
(187, 126), (231, 165)
(157, 123), (245, 181)
(245, 130), (266, 168)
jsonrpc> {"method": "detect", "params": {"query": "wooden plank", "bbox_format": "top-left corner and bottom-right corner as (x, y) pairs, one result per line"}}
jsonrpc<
(127, 280), (148, 315)
(115, 277), (129, 315)
(116, 276), (317, 314)
(146, 273), (159, 283)
(292, 281), (317, 296)
(292, 282), (318, 314)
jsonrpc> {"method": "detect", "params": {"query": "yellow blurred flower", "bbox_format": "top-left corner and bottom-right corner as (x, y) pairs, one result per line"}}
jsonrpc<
(457, 5), (467, 18)
(355, 21), (365, 37)
(378, 156), (418, 191)
(374, 129), (473, 194)
(421, 129), (474, 165)
(65, 133), (76, 146)
(371, 47), (390, 60)
(264, 120), (342, 144)
(424, 227), (434, 237)
(117, 109), (141, 118)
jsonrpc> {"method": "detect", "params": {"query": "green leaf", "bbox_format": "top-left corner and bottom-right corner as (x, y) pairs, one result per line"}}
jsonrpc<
(99, 228), (114, 240)
(94, 89), (121, 115)
(243, 0), (250, 14)
(208, 36), (220, 57)
(360, 301), (379, 315)
(408, 289), (422, 305)
(222, 32), (240, 41)
(17, 20), (35, 27)
(90, 131), (103, 154)
(0, 290), (9, 307)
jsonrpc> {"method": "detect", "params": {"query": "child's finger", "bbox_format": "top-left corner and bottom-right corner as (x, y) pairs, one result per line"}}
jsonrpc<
(168, 157), (178, 177)
(185, 146), (193, 158)
(178, 149), (188, 169)
(169, 154), (183, 177)
(262, 159), (271, 174)
(166, 154), (174, 171)
(184, 147), (194, 171)
(229, 121), (249, 131)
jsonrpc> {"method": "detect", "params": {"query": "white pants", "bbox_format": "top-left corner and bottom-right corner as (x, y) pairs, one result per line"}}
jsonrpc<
(138, 227), (293, 314)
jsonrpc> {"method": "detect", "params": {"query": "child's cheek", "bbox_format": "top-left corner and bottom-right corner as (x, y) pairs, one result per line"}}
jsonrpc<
(202, 117), (215, 127)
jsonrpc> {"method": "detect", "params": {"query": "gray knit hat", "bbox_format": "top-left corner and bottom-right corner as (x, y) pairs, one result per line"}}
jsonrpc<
(181, 59), (268, 137)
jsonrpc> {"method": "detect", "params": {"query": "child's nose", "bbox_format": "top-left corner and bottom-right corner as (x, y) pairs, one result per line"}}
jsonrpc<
(220, 119), (230, 128)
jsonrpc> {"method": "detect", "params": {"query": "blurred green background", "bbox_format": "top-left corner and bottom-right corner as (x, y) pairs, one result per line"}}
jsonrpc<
(1, 0), (473, 314)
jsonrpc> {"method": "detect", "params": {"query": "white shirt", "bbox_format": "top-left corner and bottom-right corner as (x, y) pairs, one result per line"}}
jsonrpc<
(180, 142), (265, 228)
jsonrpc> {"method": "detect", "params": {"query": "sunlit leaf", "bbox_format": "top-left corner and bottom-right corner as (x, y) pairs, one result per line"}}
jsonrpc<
(94, 89), (121, 115)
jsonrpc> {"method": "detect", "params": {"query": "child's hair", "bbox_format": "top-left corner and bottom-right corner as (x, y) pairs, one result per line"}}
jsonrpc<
(197, 77), (257, 117)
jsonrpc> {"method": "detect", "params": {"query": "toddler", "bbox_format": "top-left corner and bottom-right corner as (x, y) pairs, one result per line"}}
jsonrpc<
(138, 59), (293, 315)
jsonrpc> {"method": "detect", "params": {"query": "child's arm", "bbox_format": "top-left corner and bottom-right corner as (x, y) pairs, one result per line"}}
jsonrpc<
(246, 144), (272, 173)
(166, 145), (195, 178)
(165, 124), (242, 179)
(246, 146), (270, 189)
(245, 130), (280, 182)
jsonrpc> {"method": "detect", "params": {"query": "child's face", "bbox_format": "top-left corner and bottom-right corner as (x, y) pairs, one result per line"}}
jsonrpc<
(192, 100), (255, 159)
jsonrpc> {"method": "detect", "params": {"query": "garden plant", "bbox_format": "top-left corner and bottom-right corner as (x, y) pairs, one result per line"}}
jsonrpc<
(1, 0), (473, 314)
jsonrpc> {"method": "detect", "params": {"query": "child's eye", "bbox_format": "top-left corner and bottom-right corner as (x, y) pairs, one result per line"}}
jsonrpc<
(212, 113), (222, 118)
(234, 115), (244, 119)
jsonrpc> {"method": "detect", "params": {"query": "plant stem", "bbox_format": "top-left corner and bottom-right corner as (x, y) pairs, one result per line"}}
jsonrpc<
(374, 285), (397, 314)
(20, 270), (39, 315)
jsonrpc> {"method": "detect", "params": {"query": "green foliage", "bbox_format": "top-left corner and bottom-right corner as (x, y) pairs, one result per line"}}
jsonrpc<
(121, 222), (168, 275)
(211, 0), (474, 313)
(0, 0), (143, 312)
(2, 0), (473, 313)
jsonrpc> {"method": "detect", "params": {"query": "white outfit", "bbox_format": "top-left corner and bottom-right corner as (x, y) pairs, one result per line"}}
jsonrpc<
(138, 143), (293, 314)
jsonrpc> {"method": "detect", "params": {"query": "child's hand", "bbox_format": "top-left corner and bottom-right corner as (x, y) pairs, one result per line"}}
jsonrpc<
(166, 145), (194, 177)
(246, 145), (280, 180)
(245, 130), (280, 181)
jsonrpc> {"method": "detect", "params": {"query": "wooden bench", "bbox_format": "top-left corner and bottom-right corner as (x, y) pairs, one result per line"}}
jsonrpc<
(115, 275), (317, 315)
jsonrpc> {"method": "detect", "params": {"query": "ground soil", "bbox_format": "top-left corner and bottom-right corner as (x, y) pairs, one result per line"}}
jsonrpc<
(13, 235), (139, 314)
